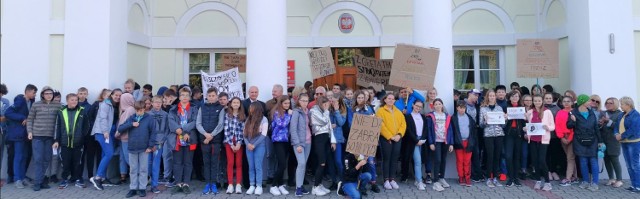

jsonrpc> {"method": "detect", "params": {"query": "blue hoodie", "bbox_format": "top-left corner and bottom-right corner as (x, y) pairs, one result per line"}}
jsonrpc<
(5, 95), (34, 141)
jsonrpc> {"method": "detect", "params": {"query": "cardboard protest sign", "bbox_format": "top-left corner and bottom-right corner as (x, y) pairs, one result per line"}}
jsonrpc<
(516, 39), (559, 78)
(346, 114), (382, 157)
(389, 44), (440, 90)
(526, 123), (545, 135)
(354, 55), (392, 86)
(308, 47), (336, 79)
(486, 112), (506, 125)
(507, 107), (526, 120)
(222, 54), (246, 72)
(201, 67), (244, 100)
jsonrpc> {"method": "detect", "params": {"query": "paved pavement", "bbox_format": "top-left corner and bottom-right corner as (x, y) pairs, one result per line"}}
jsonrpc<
(0, 178), (637, 199)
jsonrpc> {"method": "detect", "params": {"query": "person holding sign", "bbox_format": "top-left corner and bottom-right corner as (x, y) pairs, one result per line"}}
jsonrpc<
(310, 96), (336, 196)
(347, 90), (380, 194)
(376, 93), (406, 190)
(289, 93), (312, 196)
(394, 87), (425, 114)
(426, 99), (453, 192)
(503, 91), (526, 187)
(452, 101), (477, 187)
(567, 94), (603, 192)
(524, 95), (555, 191)
(479, 90), (506, 188)
(404, 100), (429, 190)
(341, 153), (372, 199)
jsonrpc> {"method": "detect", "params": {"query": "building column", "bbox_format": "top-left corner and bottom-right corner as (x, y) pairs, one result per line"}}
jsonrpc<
(246, 0), (287, 101)
(413, 0), (454, 113)
(567, 0), (637, 100)
(1, 0), (51, 97)
(62, 0), (128, 100)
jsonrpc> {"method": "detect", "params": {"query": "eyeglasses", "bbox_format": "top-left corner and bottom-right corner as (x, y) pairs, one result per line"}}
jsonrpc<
(591, 99), (600, 104)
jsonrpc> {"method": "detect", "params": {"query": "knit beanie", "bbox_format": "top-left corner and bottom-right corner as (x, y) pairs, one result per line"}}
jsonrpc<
(157, 86), (168, 96)
(577, 94), (590, 107)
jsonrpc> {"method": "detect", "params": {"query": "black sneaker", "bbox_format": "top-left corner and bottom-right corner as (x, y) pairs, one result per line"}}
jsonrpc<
(138, 189), (147, 197)
(370, 183), (381, 193)
(359, 187), (368, 196)
(514, 179), (522, 187)
(41, 183), (51, 189)
(90, 177), (104, 190)
(171, 186), (183, 195)
(103, 179), (116, 187)
(33, 184), (41, 191)
(337, 181), (344, 196)
(183, 185), (192, 194)
(425, 175), (433, 184)
(505, 179), (514, 187)
(125, 190), (137, 198)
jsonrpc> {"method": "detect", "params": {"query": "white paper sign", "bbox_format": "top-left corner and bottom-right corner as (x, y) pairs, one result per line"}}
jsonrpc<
(507, 107), (526, 120)
(525, 123), (546, 136)
(201, 68), (245, 100)
(486, 112), (506, 125)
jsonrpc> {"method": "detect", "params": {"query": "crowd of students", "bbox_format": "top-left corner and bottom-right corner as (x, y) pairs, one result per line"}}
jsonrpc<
(0, 80), (639, 199)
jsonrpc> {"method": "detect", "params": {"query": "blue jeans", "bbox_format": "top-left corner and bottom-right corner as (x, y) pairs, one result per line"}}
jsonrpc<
(32, 137), (53, 185)
(148, 145), (162, 187)
(247, 144), (265, 186)
(331, 143), (344, 182)
(366, 157), (377, 182)
(343, 173), (372, 199)
(413, 145), (423, 180)
(95, 132), (115, 178)
(13, 141), (28, 181)
(119, 141), (129, 175)
(579, 156), (599, 184)
(622, 142), (640, 188)
(521, 140), (528, 171)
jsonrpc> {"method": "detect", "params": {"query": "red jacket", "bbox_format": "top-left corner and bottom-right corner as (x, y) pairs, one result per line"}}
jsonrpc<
(555, 109), (574, 142)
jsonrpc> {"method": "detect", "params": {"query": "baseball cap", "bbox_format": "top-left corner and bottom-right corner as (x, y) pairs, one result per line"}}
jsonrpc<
(468, 89), (481, 95)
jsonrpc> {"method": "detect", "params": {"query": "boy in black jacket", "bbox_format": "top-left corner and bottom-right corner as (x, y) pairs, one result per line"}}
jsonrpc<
(53, 93), (89, 189)
(339, 153), (371, 199)
(452, 101), (477, 187)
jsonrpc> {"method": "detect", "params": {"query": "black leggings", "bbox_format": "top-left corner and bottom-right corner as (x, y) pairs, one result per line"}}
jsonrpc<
(380, 137), (402, 180)
(82, 135), (102, 178)
(484, 136), (504, 179)
(529, 142), (549, 182)
(313, 134), (330, 186)
(431, 142), (448, 181)
(504, 134), (522, 180)
(272, 142), (290, 186)
(546, 138), (566, 173)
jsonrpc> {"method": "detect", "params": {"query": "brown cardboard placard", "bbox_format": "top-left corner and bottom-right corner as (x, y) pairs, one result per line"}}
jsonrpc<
(222, 54), (246, 72)
(308, 47), (336, 79)
(389, 44), (439, 90)
(516, 39), (559, 78)
(345, 114), (382, 157)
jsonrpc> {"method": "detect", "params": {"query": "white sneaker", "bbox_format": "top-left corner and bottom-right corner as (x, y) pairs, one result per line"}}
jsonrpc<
(278, 185), (289, 195)
(534, 181), (542, 190)
(542, 183), (553, 191)
(319, 184), (330, 193)
(415, 181), (426, 190)
(312, 186), (328, 196)
(433, 182), (445, 192)
(235, 184), (242, 194)
(246, 186), (256, 195)
(255, 186), (263, 195)
(439, 179), (450, 188)
(227, 185), (234, 194)
(383, 180), (392, 190)
(270, 186), (282, 196)
(390, 180), (400, 189)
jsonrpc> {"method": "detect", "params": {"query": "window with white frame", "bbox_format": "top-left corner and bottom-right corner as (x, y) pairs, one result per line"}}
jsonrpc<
(185, 50), (236, 89)
(454, 48), (503, 91)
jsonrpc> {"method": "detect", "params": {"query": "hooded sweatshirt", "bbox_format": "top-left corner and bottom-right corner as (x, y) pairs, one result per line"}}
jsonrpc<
(27, 87), (62, 137)
(117, 93), (136, 140)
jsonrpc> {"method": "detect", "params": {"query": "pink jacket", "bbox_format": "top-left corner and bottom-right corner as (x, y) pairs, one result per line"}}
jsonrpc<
(525, 109), (555, 144)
